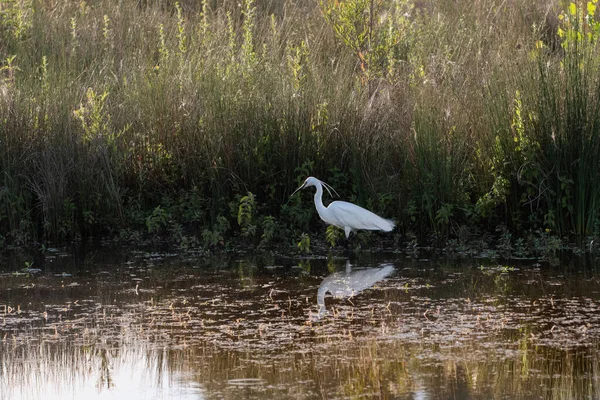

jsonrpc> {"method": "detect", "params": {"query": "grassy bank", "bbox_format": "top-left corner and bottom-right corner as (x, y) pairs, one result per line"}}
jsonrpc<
(1, 0), (600, 250)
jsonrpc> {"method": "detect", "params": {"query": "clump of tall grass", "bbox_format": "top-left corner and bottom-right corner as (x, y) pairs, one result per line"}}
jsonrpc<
(0, 0), (406, 243)
(482, 1), (600, 237)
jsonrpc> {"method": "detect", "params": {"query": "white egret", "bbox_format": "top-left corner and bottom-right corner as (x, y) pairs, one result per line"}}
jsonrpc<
(291, 176), (395, 238)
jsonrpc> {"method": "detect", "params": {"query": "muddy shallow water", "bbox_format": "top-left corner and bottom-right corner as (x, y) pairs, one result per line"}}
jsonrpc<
(1, 248), (600, 399)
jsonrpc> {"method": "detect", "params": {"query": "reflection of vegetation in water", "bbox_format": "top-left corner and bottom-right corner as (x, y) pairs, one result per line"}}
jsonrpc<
(0, 340), (196, 399)
(3, 336), (600, 399)
(236, 260), (257, 289)
(97, 348), (114, 389)
(2, 252), (600, 398)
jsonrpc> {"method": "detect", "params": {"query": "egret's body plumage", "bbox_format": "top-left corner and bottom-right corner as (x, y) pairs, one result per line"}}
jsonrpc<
(292, 177), (395, 238)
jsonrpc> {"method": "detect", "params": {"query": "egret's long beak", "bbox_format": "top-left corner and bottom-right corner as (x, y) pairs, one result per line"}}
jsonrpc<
(290, 182), (306, 197)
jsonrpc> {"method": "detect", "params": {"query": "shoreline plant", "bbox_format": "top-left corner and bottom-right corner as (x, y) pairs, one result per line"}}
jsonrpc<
(1, 0), (599, 252)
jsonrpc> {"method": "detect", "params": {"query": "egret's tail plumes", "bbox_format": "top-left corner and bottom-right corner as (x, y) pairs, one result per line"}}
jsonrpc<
(367, 212), (395, 232)
(377, 217), (395, 232)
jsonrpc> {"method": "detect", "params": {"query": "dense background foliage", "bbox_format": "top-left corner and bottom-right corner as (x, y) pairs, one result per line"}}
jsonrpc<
(1, 0), (600, 250)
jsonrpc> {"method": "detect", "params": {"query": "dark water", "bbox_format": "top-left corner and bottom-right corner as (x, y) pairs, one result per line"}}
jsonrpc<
(1, 248), (600, 399)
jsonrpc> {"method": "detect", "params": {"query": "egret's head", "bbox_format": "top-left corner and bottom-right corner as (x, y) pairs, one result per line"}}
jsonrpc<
(291, 177), (316, 197)
(303, 177), (320, 188)
(290, 177), (339, 198)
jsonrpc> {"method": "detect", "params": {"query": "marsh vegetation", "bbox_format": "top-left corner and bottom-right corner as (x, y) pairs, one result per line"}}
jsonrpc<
(2, 0), (600, 250)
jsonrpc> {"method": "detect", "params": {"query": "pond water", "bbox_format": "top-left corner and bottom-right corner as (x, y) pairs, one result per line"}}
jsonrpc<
(1, 247), (600, 399)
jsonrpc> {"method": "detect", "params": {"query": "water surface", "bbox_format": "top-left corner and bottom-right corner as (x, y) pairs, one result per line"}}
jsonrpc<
(1, 248), (600, 399)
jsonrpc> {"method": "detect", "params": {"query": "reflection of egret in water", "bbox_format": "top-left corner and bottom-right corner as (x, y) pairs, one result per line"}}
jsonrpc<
(317, 261), (395, 316)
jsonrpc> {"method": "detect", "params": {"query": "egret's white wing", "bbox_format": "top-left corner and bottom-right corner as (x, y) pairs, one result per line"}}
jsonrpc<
(327, 201), (395, 231)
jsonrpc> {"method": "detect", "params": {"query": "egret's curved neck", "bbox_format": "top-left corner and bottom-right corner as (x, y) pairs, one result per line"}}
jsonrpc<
(313, 182), (327, 217)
